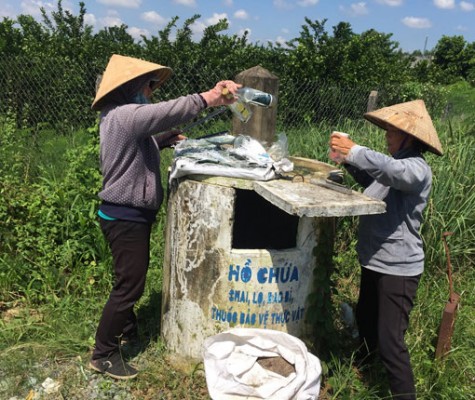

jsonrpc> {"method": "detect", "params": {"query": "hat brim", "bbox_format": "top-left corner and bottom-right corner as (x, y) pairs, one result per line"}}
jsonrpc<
(92, 54), (172, 111)
(364, 100), (443, 156)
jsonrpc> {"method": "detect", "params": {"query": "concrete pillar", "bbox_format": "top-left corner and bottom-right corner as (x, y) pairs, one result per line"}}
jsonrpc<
(232, 66), (279, 145)
(367, 90), (378, 112)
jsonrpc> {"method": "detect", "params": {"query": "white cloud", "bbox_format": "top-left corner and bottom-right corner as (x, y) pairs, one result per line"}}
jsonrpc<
(127, 26), (150, 40)
(84, 13), (97, 28)
(190, 19), (206, 38)
(456, 24), (469, 31)
(141, 11), (168, 25)
(97, 0), (141, 8)
(340, 2), (369, 16)
(433, 0), (455, 9)
(206, 12), (228, 25)
(273, 0), (294, 10)
(21, 1), (56, 18)
(352, 2), (369, 15)
(223, 0), (233, 6)
(297, 0), (319, 6)
(99, 10), (123, 28)
(173, 0), (196, 6)
(261, 35), (290, 48)
(375, 0), (403, 6)
(238, 28), (251, 37)
(234, 9), (249, 20)
(18, 1), (80, 22)
(402, 16), (432, 28)
(0, 3), (16, 18)
(460, 1), (475, 11)
(189, 13), (230, 40)
(281, 28), (289, 34)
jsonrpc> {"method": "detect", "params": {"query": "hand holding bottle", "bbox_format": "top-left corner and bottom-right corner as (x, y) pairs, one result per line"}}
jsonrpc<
(200, 80), (242, 108)
(329, 132), (356, 163)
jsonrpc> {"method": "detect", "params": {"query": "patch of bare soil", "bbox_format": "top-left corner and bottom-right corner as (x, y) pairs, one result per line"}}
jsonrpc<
(257, 356), (295, 377)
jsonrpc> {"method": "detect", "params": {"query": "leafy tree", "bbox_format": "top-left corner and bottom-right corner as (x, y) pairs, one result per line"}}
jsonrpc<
(278, 19), (415, 124)
(1, 1), (468, 131)
(343, 29), (411, 86)
(431, 35), (471, 84)
(319, 22), (354, 82)
(463, 41), (475, 86)
(93, 25), (141, 64)
(285, 18), (330, 82)
(142, 16), (180, 65)
(0, 18), (25, 54)
(284, 19), (410, 86)
(37, 0), (98, 73)
(410, 58), (432, 83)
(142, 15), (282, 97)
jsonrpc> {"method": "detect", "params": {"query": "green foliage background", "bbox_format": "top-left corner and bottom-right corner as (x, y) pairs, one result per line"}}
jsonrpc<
(1, 83), (474, 398)
(1, 1), (474, 131)
(0, 2), (474, 399)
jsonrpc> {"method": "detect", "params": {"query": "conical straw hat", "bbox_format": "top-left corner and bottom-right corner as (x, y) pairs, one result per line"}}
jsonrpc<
(364, 100), (443, 156)
(92, 54), (172, 110)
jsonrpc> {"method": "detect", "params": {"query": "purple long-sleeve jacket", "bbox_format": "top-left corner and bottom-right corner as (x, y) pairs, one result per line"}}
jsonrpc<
(98, 92), (205, 211)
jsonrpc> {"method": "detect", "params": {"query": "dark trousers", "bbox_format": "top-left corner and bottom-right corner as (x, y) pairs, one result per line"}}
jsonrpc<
(92, 219), (152, 360)
(356, 268), (420, 400)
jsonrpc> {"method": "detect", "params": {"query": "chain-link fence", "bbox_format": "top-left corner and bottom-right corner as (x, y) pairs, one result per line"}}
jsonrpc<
(0, 55), (383, 134)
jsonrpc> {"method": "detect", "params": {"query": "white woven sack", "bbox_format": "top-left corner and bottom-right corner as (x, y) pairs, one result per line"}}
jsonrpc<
(203, 328), (321, 400)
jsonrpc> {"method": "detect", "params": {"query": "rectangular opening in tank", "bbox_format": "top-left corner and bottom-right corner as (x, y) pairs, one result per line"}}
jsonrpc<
(232, 189), (299, 250)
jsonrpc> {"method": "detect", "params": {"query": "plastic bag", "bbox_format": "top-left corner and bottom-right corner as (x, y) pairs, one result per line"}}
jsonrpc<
(203, 328), (322, 400)
(169, 135), (276, 181)
(169, 134), (295, 182)
(267, 132), (289, 162)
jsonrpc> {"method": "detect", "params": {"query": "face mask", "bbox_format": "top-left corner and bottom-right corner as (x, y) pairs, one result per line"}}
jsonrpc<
(133, 92), (151, 104)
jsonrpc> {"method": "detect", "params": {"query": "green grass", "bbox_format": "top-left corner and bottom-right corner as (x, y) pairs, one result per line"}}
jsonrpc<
(445, 80), (475, 119)
(1, 91), (474, 399)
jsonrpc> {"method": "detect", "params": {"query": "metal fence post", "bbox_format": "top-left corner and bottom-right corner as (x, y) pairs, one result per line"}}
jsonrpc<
(232, 66), (279, 145)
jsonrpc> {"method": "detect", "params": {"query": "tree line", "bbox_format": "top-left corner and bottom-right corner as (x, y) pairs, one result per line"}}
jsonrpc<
(0, 0), (474, 130)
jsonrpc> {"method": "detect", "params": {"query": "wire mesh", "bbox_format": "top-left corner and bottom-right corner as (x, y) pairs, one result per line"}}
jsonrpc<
(0, 55), (379, 133)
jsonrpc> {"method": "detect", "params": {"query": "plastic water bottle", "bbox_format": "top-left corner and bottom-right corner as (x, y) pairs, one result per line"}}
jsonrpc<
(229, 101), (252, 123)
(236, 87), (273, 108)
(340, 302), (359, 339)
(222, 87), (273, 123)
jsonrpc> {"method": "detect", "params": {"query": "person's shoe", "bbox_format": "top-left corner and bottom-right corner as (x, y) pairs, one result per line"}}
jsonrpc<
(89, 351), (138, 380)
(120, 333), (143, 357)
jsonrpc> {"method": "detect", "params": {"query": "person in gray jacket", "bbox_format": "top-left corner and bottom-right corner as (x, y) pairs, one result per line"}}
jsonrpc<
(89, 54), (240, 379)
(330, 100), (443, 400)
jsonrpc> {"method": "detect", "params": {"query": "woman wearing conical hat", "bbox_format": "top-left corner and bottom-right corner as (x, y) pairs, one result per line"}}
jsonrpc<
(89, 54), (240, 380)
(330, 100), (443, 400)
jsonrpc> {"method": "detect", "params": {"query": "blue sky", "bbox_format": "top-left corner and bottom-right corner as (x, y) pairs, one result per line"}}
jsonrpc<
(1, 0), (474, 52)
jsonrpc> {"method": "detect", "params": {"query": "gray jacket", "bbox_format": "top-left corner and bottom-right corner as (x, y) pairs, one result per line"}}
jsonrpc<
(345, 145), (432, 276)
(98, 94), (205, 210)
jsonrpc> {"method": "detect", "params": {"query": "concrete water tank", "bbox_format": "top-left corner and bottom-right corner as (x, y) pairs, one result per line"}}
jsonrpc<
(161, 157), (385, 360)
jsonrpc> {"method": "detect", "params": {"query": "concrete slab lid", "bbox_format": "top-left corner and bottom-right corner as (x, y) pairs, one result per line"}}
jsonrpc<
(184, 156), (386, 218)
(251, 155), (386, 218)
(253, 179), (386, 217)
